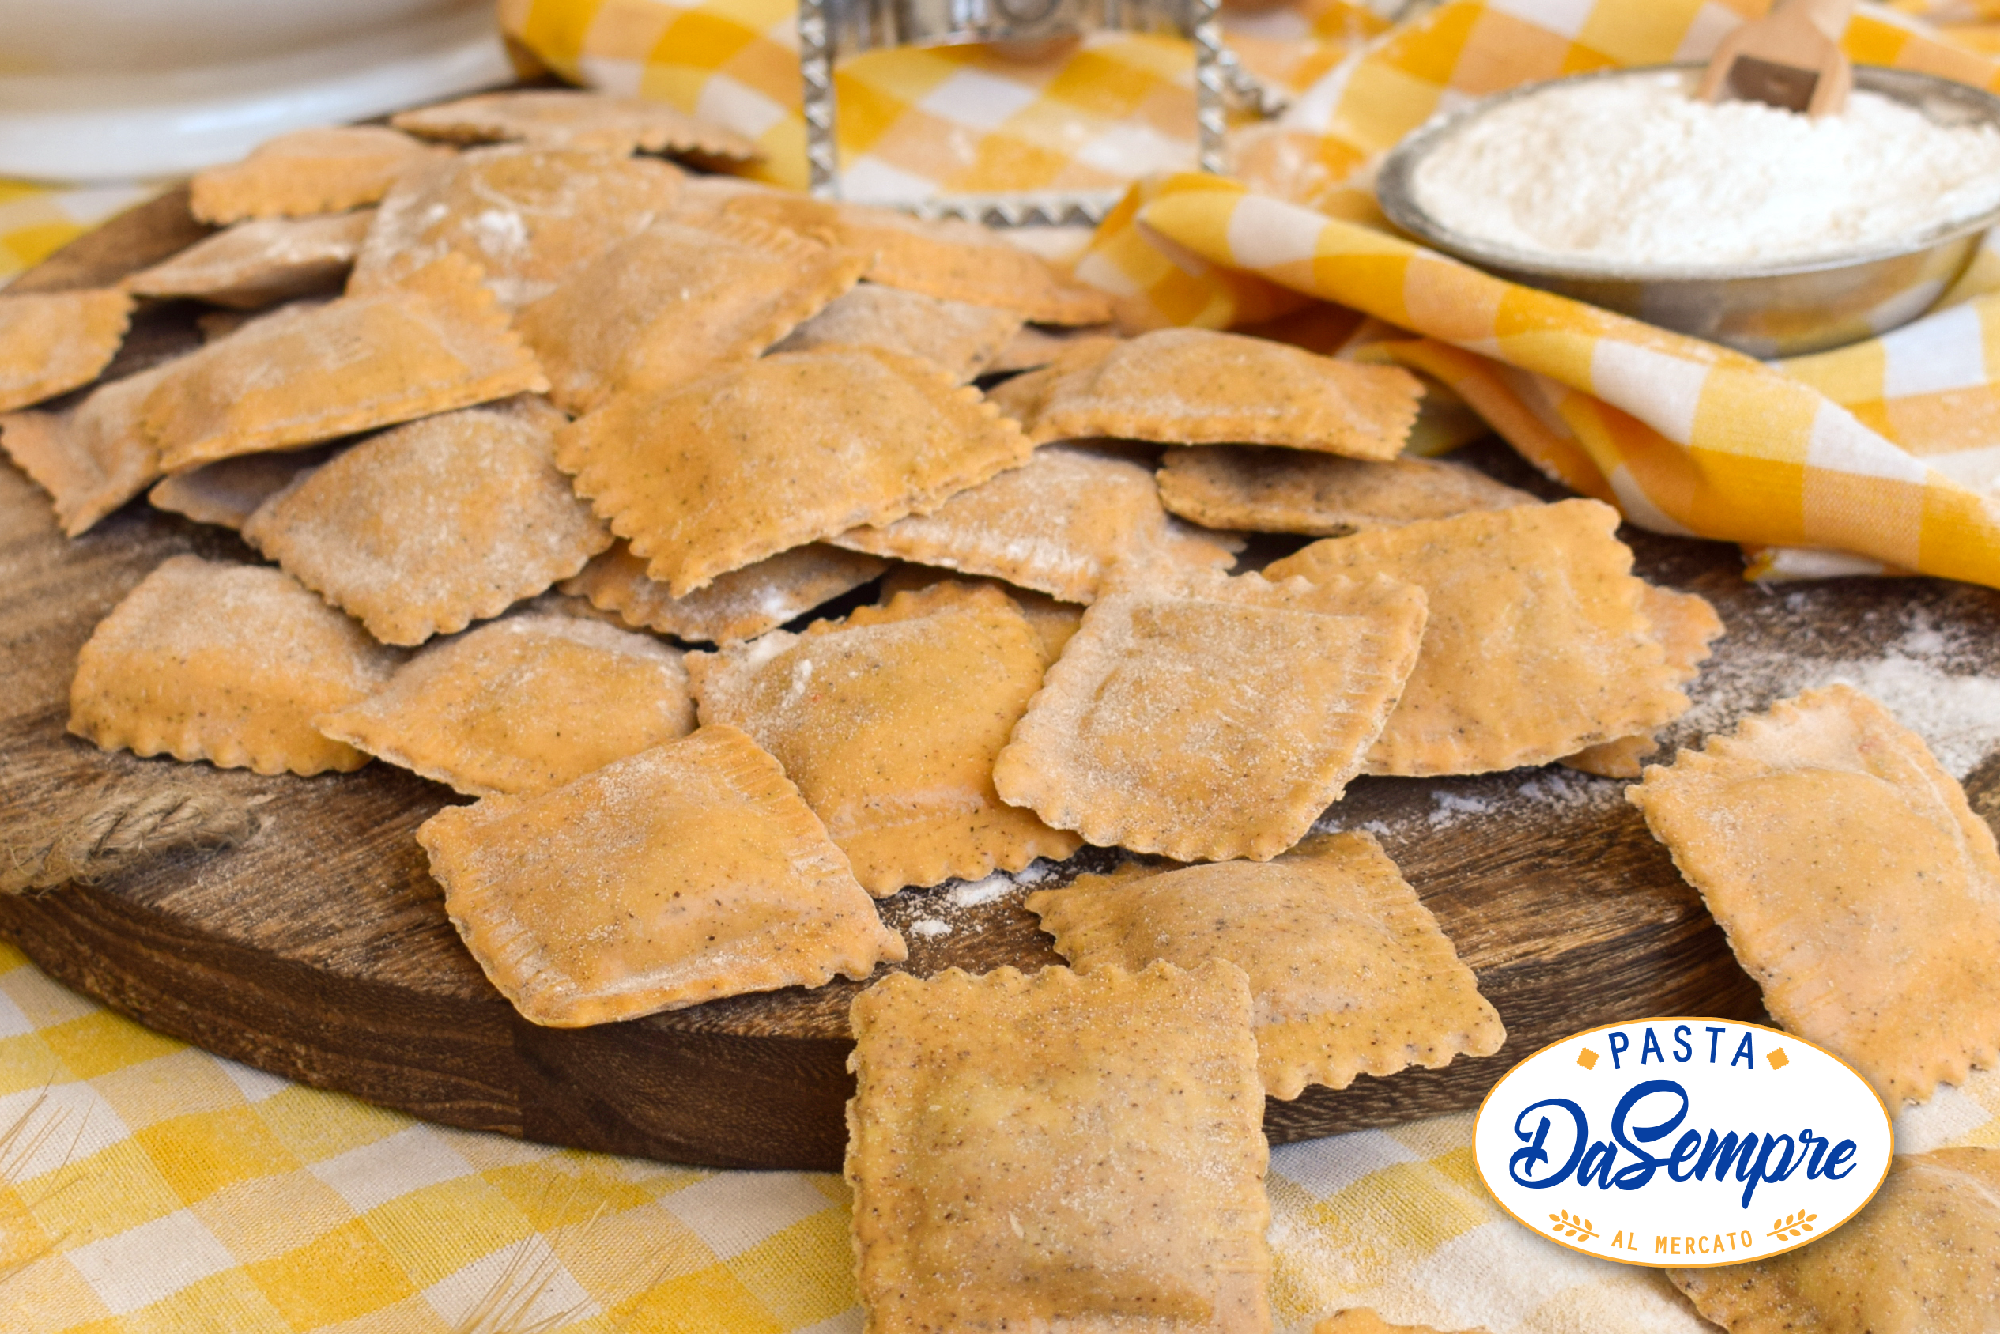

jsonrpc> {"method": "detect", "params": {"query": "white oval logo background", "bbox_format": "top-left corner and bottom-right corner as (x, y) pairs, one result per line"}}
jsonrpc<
(1474, 1018), (1891, 1267)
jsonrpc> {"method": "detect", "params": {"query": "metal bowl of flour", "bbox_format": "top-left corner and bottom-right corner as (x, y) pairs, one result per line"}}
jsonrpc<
(1376, 64), (2000, 357)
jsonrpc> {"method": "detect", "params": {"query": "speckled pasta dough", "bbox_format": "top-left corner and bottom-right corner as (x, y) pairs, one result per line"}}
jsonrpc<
(316, 614), (695, 797)
(875, 565), (1083, 663)
(68, 555), (399, 775)
(1028, 832), (1504, 1099)
(1, 361), (172, 536)
(516, 215), (866, 413)
(348, 146), (685, 308)
(769, 284), (1024, 382)
(391, 89), (760, 161)
(988, 328), (1421, 458)
(1268, 499), (1689, 778)
(242, 400), (609, 646)
(846, 962), (1270, 1334)
(563, 540), (888, 644)
(688, 582), (1079, 895)
(1672, 1148), (2000, 1332)
(1562, 584), (1725, 778)
(831, 443), (1235, 604)
(147, 444), (341, 531)
(140, 257), (548, 471)
(0, 288), (132, 414)
(1156, 446), (1537, 536)
(554, 346), (1034, 596)
(125, 211), (372, 309)
(721, 192), (1112, 325)
(188, 126), (438, 223)
(993, 568), (1428, 862)
(418, 724), (906, 1027)
(1315, 1313), (1489, 1334)
(1630, 685), (2000, 1106)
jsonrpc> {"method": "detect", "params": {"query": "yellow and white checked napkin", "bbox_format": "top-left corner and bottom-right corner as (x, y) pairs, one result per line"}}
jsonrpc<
(4, 933), (2000, 1333)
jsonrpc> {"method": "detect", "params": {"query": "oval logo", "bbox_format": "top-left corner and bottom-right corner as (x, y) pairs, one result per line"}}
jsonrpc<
(1473, 1018), (1892, 1267)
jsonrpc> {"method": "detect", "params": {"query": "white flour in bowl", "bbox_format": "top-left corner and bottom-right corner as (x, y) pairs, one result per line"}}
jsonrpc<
(1411, 70), (2000, 270)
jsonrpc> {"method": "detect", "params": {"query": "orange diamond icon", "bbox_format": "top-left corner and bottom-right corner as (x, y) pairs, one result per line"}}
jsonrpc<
(1768, 1048), (1790, 1070)
(1576, 1048), (1599, 1070)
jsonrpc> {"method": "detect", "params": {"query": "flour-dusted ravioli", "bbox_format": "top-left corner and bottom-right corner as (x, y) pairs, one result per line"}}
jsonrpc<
(125, 211), (372, 309)
(768, 284), (1024, 382)
(876, 564), (1083, 663)
(1316, 1314), (1490, 1334)
(1156, 446), (1537, 536)
(831, 443), (1235, 604)
(418, 724), (906, 1026)
(562, 540), (886, 644)
(69, 555), (398, 775)
(0, 288), (132, 413)
(242, 402), (608, 646)
(391, 89), (759, 162)
(847, 962), (1271, 1334)
(1027, 832), (1504, 1099)
(555, 346), (1034, 596)
(316, 613), (692, 796)
(688, 582), (1079, 894)
(516, 215), (865, 413)
(1562, 584), (1725, 778)
(1672, 1148), (2000, 1332)
(983, 322), (1118, 374)
(721, 192), (1112, 325)
(2, 362), (172, 535)
(147, 444), (341, 530)
(1267, 500), (1689, 778)
(142, 257), (548, 471)
(348, 145), (684, 309)
(1630, 685), (2000, 1106)
(991, 328), (1421, 458)
(993, 569), (1428, 862)
(189, 126), (439, 223)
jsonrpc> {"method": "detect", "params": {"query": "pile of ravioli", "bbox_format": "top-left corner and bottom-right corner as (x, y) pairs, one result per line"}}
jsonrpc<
(8, 91), (2000, 1334)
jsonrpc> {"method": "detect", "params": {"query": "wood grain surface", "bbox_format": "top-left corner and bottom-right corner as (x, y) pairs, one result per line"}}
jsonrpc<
(3, 192), (1995, 1170)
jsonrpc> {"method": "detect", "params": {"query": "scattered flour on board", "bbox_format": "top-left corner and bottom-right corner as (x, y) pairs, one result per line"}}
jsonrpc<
(879, 859), (1069, 942)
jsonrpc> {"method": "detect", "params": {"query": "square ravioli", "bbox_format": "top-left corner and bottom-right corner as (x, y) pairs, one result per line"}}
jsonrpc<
(0, 288), (132, 413)
(316, 614), (695, 797)
(189, 126), (438, 223)
(555, 346), (1033, 596)
(562, 540), (887, 645)
(418, 724), (906, 1027)
(768, 283), (1024, 382)
(69, 555), (399, 775)
(141, 257), (548, 470)
(1630, 685), (2000, 1105)
(348, 145), (685, 309)
(687, 583), (1080, 894)
(876, 564), (1084, 663)
(2, 361), (172, 536)
(124, 212), (372, 309)
(989, 328), (1420, 459)
(992, 569), (1428, 862)
(720, 193), (1112, 325)
(1156, 446), (1537, 537)
(241, 401), (609, 645)
(1027, 832), (1504, 1099)
(1266, 499), (1690, 777)
(830, 442), (1236, 604)
(1560, 583), (1725, 778)
(147, 444), (341, 531)
(847, 963), (1270, 1334)
(516, 215), (866, 413)
(390, 89), (759, 162)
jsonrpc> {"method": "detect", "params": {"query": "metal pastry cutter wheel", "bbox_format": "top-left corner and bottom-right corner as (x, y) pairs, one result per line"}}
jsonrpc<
(797, 0), (1290, 226)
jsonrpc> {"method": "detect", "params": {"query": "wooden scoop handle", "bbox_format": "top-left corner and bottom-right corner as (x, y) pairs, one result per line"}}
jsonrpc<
(1698, 0), (1857, 117)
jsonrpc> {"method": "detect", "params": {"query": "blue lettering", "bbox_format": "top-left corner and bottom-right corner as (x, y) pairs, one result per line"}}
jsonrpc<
(1609, 1031), (1630, 1070)
(1825, 1140), (1857, 1180)
(1640, 1029), (1664, 1065)
(1510, 1099), (1586, 1189)
(1731, 1032), (1756, 1069)
(1578, 1141), (1619, 1189)
(1609, 1080), (1687, 1190)
(1801, 1129), (1828, 1177)
(1740, 1134), (1801, 1207)
(1706, 1025), (1726, 1062)
(1666, 1129), (1702, 1181)
(1673, 1024), (1693, 1063)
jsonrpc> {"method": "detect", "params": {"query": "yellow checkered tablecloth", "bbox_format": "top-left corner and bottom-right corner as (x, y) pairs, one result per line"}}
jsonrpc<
(4, 930), (2000, 1332)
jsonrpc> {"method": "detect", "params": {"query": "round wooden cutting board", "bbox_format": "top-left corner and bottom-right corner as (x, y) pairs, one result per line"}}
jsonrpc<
(4, 193), (1997, 1171)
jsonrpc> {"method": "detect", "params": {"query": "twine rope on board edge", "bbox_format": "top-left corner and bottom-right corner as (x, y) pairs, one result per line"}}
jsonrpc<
(1, 786), (261, 894)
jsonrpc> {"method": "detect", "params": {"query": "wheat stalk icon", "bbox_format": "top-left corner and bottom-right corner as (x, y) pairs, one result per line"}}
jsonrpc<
(1768, 1210), (1818, 1241)
(1548, 1209), (1598, 1242)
